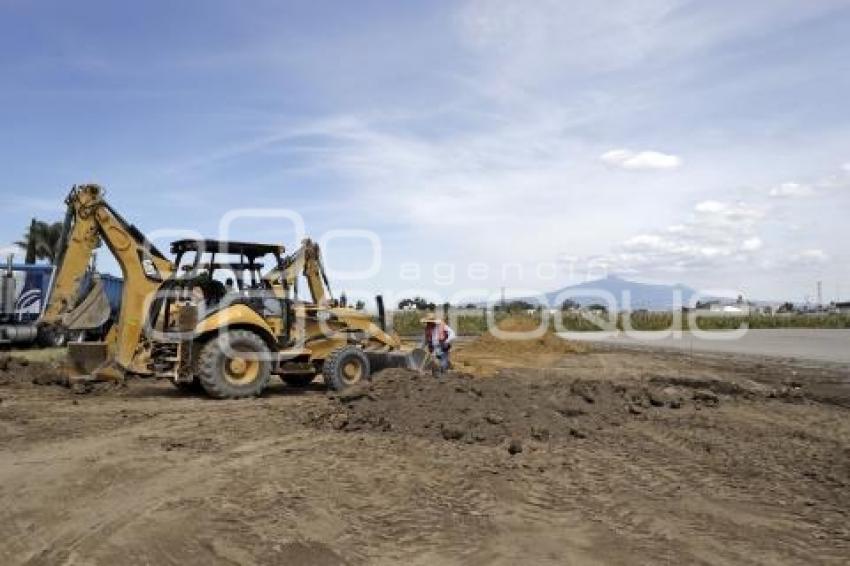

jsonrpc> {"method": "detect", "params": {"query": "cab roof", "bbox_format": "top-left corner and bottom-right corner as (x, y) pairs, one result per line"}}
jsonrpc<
(170, 239), (284, 258)
(180, 262), (264, 271)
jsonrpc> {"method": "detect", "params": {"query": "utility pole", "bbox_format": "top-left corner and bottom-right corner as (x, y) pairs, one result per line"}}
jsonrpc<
(817, 281), (823, 307)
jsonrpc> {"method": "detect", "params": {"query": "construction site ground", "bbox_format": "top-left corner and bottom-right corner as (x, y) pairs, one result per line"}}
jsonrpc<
(1, 335), (848, 565)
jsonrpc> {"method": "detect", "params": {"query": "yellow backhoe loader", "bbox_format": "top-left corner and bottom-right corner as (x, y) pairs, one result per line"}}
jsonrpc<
(40, 184), (424, 398)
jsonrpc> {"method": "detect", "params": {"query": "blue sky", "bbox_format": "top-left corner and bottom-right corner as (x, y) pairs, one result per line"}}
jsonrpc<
(1, 0), (849, 303)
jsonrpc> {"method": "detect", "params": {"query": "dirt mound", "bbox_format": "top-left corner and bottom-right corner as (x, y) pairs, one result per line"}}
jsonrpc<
(461, 330), (586, 357)
(454, 323), (586, 374)
(0, 353), (128, 395)
(0, 354), (117, 393)
(309, 368), (727, 449)
(0, 355), (67, 387)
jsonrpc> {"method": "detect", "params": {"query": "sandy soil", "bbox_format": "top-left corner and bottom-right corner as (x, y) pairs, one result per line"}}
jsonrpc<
(0, 341), (848, 565)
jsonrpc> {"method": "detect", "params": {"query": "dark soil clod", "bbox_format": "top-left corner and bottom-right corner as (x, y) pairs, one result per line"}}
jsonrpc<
(507, 438), (523, 455)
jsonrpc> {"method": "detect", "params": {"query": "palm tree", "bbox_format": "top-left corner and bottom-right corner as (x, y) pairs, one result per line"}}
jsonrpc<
(16, 218), (65, 264)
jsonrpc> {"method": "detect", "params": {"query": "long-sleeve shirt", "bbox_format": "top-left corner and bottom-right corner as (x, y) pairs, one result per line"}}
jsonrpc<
(423, 322), (456, 350)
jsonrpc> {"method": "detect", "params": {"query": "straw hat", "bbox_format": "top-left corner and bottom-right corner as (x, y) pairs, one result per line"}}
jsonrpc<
(420, 312), (441, 324)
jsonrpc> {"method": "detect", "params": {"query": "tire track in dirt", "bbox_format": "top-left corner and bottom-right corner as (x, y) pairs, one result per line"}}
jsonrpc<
(572, 413), (848, 564)
(10, 435), (297, 565)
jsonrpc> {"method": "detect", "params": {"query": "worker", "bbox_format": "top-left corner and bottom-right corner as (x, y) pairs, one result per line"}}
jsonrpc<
(420, 312), (455, 373)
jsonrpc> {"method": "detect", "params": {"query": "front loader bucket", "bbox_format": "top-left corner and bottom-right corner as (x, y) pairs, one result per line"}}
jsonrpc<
(404, 348), (433, 372)
(366, 348), (434, 374)
(67, 342), (122, 384)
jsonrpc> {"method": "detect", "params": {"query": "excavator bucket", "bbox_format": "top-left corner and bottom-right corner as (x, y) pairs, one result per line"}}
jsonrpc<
(66, 342), (123, 384)
(58, 277), (124, 384)
(62, 278), (111, 330)
(366, 347), (434, 374)
(68, 342), (109, 374)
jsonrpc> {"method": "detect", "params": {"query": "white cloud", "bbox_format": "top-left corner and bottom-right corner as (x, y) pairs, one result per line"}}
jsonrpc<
(699, 246), (726, 258)
(599, 149), (633, 166)
(259, 112), (617, 269)
(842, 163), (850, 173)
(694, 200), (763, 220)
(456, 0), (838, 85)
(623, 234), (667, 251)
(694, 200), (726, 213)
(457, 0), (680, 78)
(741, 237), (763, 251)
(590, 197), (769, 275)
(790, 249), (829, 264)
(600, 149), (682, 171)
(769, 182), (813, 198)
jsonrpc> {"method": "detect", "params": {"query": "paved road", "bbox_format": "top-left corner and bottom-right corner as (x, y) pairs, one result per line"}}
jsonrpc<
(560, 328), (850, 365)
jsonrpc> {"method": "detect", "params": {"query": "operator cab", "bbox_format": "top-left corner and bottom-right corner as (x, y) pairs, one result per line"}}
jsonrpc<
(149, 239), (290, 338)
(170, 239), (286, 308)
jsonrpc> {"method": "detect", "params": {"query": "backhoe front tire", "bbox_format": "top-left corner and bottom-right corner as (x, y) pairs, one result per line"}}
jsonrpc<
(197, 330), (271, 399)
(323, 346), (370, 391)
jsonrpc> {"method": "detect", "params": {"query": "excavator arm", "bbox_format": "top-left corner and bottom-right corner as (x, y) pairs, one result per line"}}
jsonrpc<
(263, 238), (404, 352)
(265, 238), (333, 305)
(41, 184), (173, 377)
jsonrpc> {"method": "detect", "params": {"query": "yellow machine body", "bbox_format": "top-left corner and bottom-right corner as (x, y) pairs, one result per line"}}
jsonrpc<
(41, 184), (416, 395)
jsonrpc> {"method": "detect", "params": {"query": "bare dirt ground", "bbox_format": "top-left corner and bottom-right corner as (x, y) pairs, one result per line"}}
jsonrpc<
(0, 338), (848, 565)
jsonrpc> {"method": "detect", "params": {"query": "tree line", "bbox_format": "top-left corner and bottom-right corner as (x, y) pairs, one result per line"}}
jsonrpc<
(13, 218), (64, 264)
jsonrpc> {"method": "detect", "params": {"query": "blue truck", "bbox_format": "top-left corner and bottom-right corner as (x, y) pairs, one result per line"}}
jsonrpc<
(0, 259), (123, 346)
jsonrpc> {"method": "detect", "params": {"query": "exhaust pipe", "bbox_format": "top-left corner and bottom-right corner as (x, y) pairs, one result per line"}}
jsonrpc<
(376, 294), (386, 332)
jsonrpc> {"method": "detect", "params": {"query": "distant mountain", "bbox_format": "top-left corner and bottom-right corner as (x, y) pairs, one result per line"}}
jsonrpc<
(526, 275), (700, 311)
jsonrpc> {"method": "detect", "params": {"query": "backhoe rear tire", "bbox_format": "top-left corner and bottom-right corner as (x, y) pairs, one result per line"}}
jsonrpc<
(323, 346), (370, 391)
(197, 330), (271, 399)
